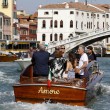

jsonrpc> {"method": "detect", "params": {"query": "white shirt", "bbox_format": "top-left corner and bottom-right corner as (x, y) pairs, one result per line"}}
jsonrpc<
(78, 53), (88, 75)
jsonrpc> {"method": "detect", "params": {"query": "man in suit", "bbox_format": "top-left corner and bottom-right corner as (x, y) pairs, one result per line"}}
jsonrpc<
(31, 43), (50, 77)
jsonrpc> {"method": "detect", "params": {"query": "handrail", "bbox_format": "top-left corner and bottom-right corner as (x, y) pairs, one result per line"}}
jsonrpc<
(47, 26), (110, 51)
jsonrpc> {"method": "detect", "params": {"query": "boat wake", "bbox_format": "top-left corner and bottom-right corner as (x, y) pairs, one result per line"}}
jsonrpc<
(95, 83), (110, 95)
(0, 102), (93, 110)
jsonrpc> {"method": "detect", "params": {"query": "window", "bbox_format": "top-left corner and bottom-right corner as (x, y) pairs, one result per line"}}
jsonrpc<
(0, 18), (2, 29)
(60, 20), (63, 28)
(54, 34), (57, 41)
(89, 22), (91, 29)
(44, 12), (49, 15)
(82, 12), (84, 16)
(42, 20), (46, 28)
(87, 22), (89, 29)
(0, 32), (2, 39)
(76, 21), (78, 29)
(97, 22), (99, 29)
(54, 20), (58, 28)
(50, 34), (52, 41)
(97, 14), (99, 18)
(91, 13), (93, 18)
(70, 11), (74, 14)
(70, 20), (73, 28)
(76, 12), (79, 15)
(106, 14), (109, 18)
(42, 34), (45, 41)
(102, 14), (105, 18)
(87, 13), (89, 18)
(4, 19), (10, 26)
(2, 0), (8, 8)
(22, 30), (27, 35)
(13, 12), (17, 19)
(13, 27), (18, 35)
(94, 14), (96, 18)
(54, 11), (58, 14)
(91, 22), (92, 29)
(103, 22), (105, 28)
(50, 20), (53, 28)
(81, 22), (83, 29)
(59, 34), (63, 40)
(106, 38), (109, 43)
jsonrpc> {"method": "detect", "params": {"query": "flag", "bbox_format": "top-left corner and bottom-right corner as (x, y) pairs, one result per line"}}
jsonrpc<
(47, 69), (52, 87)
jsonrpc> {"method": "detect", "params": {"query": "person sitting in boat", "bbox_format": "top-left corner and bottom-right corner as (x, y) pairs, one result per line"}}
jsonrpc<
(63, 52), (77, 80)
(31, 43), (50, 77)
(50, 50), (67, 79)
(87, 46), (96, 62)
(75, 45), (88, 79)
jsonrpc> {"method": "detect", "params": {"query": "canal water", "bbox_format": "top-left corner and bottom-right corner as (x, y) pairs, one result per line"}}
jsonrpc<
(0, 57), (110, 110)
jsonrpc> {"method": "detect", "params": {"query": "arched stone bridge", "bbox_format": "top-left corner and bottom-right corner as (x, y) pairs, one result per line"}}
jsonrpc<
(47, 27), (110, 53)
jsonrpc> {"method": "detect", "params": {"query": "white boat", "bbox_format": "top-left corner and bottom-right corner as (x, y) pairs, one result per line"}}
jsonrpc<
(15, 58), (31, 70)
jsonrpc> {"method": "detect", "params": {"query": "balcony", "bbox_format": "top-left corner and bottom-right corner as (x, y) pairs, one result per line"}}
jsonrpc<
(2, 3), (8, 8)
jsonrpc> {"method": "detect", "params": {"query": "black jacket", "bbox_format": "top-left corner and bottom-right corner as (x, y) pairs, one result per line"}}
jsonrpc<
(31, 50), (50, 76)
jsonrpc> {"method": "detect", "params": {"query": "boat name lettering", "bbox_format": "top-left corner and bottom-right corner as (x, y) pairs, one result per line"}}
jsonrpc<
(38, 87), (60, 94)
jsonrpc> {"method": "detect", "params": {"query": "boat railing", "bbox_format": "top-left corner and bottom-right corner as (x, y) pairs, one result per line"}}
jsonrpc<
(84, 61), (100, 82)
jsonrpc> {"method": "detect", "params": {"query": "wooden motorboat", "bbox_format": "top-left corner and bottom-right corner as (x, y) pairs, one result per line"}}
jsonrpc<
(13, 61), (103, 106)
(0, 52), (18, 62)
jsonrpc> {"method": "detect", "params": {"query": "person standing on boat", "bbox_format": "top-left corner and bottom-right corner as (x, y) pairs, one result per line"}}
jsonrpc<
(64, 52), (77, 79)
(31, 43), (50, 77)
(87, 46), (97, 62)
(60, 45), (68, 59)
(75, 45), (88, 79)
(28, 47), (34, 58)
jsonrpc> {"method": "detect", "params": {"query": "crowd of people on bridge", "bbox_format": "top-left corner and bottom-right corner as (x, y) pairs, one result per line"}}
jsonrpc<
(30, 43), (96, 80)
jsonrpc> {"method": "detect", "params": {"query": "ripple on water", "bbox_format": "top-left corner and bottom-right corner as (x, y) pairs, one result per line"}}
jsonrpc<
(0, 102), (93, 110)
(0, 71), (17, 84)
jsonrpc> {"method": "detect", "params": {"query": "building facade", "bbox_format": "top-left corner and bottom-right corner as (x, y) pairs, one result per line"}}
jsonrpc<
(0, 0), (18, 40)
(0, 13), (3, 39)
(37, 2), (110, 45)
(17, 12), (37, 40)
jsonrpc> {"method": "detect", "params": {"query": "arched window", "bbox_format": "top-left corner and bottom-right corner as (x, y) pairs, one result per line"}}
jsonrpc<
(54, 20), (58, 28)
(60, 20), (63, 28)
(50, 34), (52, 41)
(42, 34), (46, 41)
(70, 20), (73, 28)
(50, 20), (53, 28)
(59, 34), (63, 40)
(42, 20), (46, 28)
(54, 33), (57, 41)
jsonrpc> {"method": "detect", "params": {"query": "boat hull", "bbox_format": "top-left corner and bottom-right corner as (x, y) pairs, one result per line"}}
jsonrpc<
(13, 83), (87, 106)
(0, 55), (18, 62)
(15, 58), (31, 70)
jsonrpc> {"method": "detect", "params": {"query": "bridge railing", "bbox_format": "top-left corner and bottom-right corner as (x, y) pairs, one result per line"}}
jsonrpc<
(47, 26), (110, 50)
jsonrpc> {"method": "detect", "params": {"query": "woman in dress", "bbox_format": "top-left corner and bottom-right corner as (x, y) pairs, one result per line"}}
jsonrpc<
(65, 52), (77, 79)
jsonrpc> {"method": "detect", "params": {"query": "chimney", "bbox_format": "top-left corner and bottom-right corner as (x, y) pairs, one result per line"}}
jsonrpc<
(85, 0), (87, 5)
(39, 5), (42, 8)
